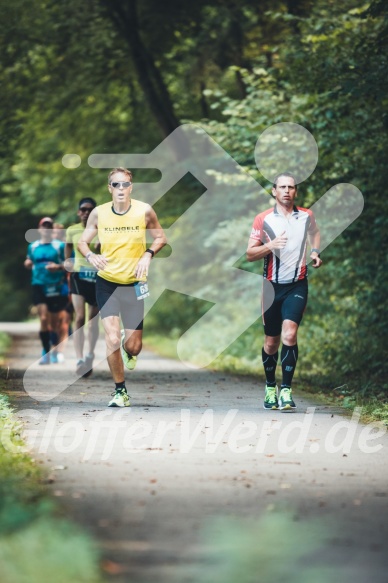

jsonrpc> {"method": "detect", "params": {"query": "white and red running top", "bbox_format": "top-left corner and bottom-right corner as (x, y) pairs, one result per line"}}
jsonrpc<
(250, 205), (318, 284)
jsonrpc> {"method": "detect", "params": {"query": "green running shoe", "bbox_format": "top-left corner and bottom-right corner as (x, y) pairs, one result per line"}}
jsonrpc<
(120, 330), (137, 371)
(278, 387), (296, 411)
(263, 385), (278, 410)
(108, 388), (130, 408)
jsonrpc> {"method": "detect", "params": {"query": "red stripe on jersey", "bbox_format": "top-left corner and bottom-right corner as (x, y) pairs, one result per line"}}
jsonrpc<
(250, 205), (317, 284)
(267, 252), (274, 281)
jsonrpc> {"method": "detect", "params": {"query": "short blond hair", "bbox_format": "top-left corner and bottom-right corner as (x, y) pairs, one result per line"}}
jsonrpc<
(108, 167), (133, 183)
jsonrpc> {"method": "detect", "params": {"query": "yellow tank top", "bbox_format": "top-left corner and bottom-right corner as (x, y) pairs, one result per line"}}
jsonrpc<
(66, 223), (99, 272)
(97, 199), (148, 284)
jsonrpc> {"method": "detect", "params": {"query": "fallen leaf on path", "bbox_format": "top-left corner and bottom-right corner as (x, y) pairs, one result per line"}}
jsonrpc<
(101, 560), (126, 575)
(43, 474), (55, 484)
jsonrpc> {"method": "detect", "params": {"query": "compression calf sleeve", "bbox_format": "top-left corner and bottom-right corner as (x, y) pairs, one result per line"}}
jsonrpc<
(281, 344), (298, 388)
(39, 331), (51, 353)
(262, 348), (278, 386)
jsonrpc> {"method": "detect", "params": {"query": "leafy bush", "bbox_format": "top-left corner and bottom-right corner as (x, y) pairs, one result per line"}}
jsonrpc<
(0, 393), (103, 583)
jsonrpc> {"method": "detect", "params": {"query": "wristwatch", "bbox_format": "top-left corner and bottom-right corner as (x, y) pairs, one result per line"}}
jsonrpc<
(311, 248), (320, 257)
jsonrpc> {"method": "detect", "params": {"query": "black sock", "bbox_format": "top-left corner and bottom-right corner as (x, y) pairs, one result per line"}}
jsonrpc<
(115, 381), (126, 392)
(39, 331), (51, 353)
(281, 344), (298, 388)
(50, 331), (58, 347)
(262, 348), (278, 386)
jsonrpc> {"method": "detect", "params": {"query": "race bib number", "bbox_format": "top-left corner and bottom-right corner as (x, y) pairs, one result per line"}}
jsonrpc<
(44, 284), (61, 297)
(79, 267), (97, 282)
(134, 281), (150, 300)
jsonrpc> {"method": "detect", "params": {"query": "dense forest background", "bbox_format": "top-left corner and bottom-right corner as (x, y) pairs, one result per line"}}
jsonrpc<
(0, 0), (387, 392)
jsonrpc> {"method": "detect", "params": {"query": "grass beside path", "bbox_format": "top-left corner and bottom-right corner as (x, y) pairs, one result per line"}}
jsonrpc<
(0, 332), (11, 368)
(144, 333), (388, 425)
(0, 332), (104, 583)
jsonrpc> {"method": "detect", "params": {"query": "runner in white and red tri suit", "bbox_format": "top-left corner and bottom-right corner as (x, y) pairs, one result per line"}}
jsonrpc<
(247, 173), (323, 411)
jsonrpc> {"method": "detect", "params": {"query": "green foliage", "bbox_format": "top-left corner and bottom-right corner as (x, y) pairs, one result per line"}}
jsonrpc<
(0, 393), (103, 582)
(0, 0), (386, 396)
(0, 212), (35, 321)
(0, 333), (11, 364)
(0, 518), (102, 583)
(189, 0), (388, 392)
(195, 512), (335, 583)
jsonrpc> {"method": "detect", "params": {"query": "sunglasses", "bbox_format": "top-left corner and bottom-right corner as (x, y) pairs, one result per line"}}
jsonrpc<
(79, 207), (94, 212)
(110, 181), (132, 189)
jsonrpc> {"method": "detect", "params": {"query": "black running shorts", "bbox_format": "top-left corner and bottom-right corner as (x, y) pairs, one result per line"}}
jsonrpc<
(32, 285), (68, 313)
(70, 272), (97, 306)
(95, 275), (144, 330)
(262, 279), (308, 337)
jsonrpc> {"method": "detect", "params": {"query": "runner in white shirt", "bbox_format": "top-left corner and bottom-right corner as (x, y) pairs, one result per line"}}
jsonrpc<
(247, 173), (323, 411)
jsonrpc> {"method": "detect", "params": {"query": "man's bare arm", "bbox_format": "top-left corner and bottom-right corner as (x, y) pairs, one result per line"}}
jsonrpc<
(308, 225), (323, 268)
(65, 242), (73, 260)
(78, 208), (108, 271)
(135, 206), (167, 279)
(246, 231), (288, 262)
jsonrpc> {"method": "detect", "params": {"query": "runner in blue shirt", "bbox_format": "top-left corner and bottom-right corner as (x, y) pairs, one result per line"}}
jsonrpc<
(24, 217), (67, 364)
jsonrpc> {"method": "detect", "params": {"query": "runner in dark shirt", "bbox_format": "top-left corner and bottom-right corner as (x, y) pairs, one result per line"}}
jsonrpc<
(65, 198), (100, 377)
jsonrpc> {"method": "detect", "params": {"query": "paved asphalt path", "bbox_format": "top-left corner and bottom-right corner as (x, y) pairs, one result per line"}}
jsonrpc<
(1, 322), (388, 583)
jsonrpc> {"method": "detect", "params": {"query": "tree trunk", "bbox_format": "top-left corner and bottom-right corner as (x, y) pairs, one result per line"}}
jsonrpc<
(100, 0), (190, 158)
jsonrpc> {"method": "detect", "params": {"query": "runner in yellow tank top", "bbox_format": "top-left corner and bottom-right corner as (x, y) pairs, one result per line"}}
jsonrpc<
(96, 197), (148, 284)
(65, 197), (100, 378)
(78, 167), (167, 407)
